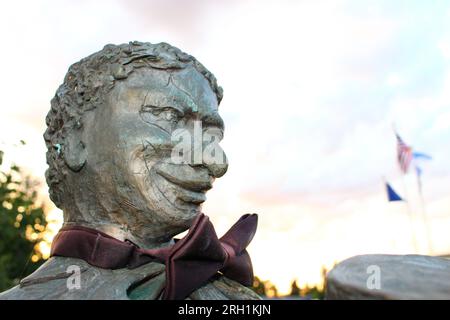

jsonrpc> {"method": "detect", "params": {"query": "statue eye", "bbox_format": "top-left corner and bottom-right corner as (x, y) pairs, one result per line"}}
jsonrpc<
(141, 105), (182, 123)
(141, 105), (161, 116)
(160, 108), (179, 121)
(139, 105), (183, 132)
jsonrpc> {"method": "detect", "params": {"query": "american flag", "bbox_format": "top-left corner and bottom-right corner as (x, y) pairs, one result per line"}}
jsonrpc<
(396, 133), (413, 174)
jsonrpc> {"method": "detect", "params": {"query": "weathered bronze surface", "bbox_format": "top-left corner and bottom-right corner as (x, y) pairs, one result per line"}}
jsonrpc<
(326, 254), (450, 299)
(0, 41), (259, 300)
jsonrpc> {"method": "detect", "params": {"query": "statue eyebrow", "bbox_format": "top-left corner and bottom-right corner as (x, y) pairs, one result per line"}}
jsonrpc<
(139, 86), (218, 121)
(140, 88), (185, 115)
(143, 103), (185, 115)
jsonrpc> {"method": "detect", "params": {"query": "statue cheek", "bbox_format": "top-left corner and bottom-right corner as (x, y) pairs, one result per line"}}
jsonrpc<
(135, 123), (175, 155)
(122, 130), (173, 174)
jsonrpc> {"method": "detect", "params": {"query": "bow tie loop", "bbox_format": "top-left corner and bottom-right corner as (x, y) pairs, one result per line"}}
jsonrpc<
(158, 213), (257, 299)
(220, 214), (258, 255)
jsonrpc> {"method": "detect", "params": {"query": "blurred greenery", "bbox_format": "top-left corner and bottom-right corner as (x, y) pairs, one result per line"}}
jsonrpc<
(0, 146), (48, 291)
(296, 266), (328, 300)
(252, 276), (278, 298)
(252, 266), (328, 300)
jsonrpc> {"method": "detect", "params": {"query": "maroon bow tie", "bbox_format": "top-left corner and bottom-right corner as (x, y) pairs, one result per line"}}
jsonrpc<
(50, 213), (258, 300)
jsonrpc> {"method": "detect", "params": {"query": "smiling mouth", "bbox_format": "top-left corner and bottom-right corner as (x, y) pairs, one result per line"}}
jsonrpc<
(155, 167), (213, 205)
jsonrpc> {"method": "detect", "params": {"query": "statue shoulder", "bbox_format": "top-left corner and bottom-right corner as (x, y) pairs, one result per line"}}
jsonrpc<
(188, 276), (261, 300)
(128, 274), (261, 300)
(0, 257), (260, 300)
(0, 257), (165, 300)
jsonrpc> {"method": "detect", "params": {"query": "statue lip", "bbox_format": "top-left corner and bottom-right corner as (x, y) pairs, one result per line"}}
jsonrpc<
(177, 190), (207, 205)
(155, 166), (213, 193)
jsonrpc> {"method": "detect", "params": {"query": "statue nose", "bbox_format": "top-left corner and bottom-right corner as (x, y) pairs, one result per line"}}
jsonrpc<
(206, 159), (228, 178)
(190, 153), (228, 178)
(206, 147), (228, 178)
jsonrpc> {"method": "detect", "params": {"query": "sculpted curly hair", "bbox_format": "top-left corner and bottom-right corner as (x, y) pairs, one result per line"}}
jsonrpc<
(43, 41), (223, 208)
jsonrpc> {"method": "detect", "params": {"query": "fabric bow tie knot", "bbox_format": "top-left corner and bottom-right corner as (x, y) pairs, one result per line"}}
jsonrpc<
(50, 213), (258, 300)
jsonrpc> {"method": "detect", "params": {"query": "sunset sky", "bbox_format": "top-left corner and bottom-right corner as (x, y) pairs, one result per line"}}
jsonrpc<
(1, 0), (450, 294)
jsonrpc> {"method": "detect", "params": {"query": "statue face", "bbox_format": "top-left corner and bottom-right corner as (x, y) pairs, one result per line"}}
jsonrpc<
(83, 67), (227, 237)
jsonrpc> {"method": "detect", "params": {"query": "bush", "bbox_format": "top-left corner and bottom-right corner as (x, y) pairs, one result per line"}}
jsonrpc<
(0, 148), (48, 291)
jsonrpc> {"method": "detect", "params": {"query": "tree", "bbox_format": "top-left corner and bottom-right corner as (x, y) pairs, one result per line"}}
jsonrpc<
(251, 276), (279, 298)
(0, 147), (48, 291)
(251, 276), (266, 296)
(289, 279), (300, 296)
(300, 266), (329, 300)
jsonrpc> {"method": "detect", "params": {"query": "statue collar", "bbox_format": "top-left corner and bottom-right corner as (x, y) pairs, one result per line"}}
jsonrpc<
(51, 213), (258, 300)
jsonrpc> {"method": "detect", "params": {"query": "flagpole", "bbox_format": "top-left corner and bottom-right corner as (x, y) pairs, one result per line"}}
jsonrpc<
(415, 168), (433, 255)
(399, 174), (419, 253)
(392, 124), (419, 253)
(383, 176), (402, 251)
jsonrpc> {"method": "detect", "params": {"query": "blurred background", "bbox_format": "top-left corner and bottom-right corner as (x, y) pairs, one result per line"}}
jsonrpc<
(1, 0), (450, 299)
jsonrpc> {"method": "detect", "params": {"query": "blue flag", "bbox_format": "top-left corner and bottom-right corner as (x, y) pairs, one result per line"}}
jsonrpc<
(386, 183), (403, 202)
(413, 152), (432, 160)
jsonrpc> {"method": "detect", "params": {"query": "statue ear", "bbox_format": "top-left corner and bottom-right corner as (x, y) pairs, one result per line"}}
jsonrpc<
(63, 131), (87, 172)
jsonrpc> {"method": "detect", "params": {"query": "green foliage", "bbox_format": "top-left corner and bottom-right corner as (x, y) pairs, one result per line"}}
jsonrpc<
(289, 279), (300, 296)
(299, 283), (325, 300)
(0, 148), (48, 291)
(254, 266), (329, 300)
(251, 276), (278, 297)
(288, 266), (328, 300)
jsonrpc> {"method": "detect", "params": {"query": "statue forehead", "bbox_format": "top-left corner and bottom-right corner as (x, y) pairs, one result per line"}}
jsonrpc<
(110, 66), (219, 113)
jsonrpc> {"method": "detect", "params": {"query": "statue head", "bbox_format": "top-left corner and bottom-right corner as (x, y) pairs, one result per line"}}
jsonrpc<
(44, 41), (228, 247)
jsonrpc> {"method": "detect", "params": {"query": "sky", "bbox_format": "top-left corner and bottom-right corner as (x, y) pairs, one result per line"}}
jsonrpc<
(1, 0), (450, 294)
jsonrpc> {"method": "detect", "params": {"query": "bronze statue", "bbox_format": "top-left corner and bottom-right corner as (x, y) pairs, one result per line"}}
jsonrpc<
(0, 41), (259, 300)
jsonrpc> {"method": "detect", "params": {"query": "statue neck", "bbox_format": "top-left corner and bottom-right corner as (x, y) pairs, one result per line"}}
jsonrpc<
(62, 221), (175, 250)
